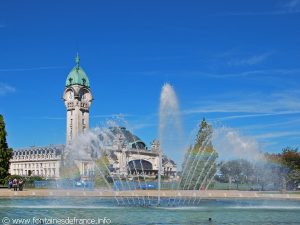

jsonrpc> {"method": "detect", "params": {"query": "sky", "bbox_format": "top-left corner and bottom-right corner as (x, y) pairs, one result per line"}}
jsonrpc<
(1, 0), (300, 162)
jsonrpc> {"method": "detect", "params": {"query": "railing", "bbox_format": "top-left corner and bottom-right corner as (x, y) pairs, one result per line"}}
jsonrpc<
(34, 180), (94, 189)
(113, 181), (178, 190)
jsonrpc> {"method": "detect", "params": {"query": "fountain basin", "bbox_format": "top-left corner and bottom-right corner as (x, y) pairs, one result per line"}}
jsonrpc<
(0, 196), (300, 225)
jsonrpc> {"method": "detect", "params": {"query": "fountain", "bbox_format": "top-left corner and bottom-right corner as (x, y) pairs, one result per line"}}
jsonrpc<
(55, 82), (186, 207)
(158, 83), (182, 205)
(2, 83), (300, 225)
(44, 80), (296, 210)
(58, 82), (293, 207)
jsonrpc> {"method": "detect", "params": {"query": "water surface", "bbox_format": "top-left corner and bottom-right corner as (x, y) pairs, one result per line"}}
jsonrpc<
(1, 197), (299, 225)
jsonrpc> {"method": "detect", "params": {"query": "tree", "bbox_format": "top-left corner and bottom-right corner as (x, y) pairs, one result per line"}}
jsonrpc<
(281, 147), (300, 190)
(180, 118), (218, 190)
(253, 160), (278, 191)
(0, 115), (13, 184)
(262, 152), (286, 190)
(262, 148), (300, 191)
(219, 159), (254, 189)
(220, 160), (242, 189)
(94, 153), (112, 188)
(60, 162), (81, 180)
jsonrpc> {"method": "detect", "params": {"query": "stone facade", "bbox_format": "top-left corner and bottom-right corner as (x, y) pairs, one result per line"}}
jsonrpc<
(63, 54), (93, 145)
(9, 54), (177, 180)
(9, 146), (63, 178)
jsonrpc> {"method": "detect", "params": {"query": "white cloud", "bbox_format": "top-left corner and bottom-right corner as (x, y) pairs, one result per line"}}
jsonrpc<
(91, 113), (132, 119)
(216, 111), (300, 121)
(283, 0), (300, 10)
(254, 131), (300, 139)
(183, 90), (300, 119)
(0, 83), (16, 95)
(228, 52), (272, 66)
(130, 123), (156, 130)
(137, 68), (300, 80)
(233, 118), (300, 131)
(217, 10), (300, 16)
(208, 68), (300, 78)
(0, 66), (65, 72)
(214, 1), (300, 17)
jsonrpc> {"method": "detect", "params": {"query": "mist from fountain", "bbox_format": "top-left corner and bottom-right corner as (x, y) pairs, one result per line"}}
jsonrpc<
(60, 83), (285, 208)
(63, 125), (138, 206)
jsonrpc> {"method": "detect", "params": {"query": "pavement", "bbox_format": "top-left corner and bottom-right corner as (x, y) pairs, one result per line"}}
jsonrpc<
(0, 189), (300, 200)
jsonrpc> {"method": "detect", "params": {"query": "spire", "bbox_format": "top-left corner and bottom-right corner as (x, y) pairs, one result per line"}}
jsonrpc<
(75, 52), (80, 70)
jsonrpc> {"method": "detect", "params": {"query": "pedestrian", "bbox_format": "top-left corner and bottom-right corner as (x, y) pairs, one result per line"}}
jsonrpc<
(19, 179), (24, 191)
(12, 178), (18, 191)
(8, 178), (12, 189)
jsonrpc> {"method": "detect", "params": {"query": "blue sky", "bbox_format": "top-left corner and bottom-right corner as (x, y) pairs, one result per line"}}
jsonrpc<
(1, 0), (300, 160)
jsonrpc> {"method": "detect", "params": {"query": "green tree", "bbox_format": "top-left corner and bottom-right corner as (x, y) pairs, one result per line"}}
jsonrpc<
(262, 148), (300, 191)
(94, 153), (112, 188)
(219, 159), (254, 189)
(281, 147), (300, 190)
(180, 118), (218, 190)
(60, 161), (81, 180)
(0, 115), (13, 184)
(261, 152), (286, 191)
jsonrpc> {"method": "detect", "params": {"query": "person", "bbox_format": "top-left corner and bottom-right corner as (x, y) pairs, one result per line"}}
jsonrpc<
(8, 178), (12, 189)
(12, 178), (18, 191)
(19, 179), (24, 191)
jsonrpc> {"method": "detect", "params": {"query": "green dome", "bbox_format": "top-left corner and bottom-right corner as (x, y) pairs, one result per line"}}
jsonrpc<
(66, 54), (90, 88)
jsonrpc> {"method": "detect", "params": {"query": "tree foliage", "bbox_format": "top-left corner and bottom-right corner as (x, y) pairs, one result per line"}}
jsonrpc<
(0, 114), (13, 184)
(217, 147), (300, 191)
(219, 159), (254, 189)
(94, 153), (112, 187)
(180, 118), (218, 190)
(60, 161), (81, 180)
(280, 147), (300, 189)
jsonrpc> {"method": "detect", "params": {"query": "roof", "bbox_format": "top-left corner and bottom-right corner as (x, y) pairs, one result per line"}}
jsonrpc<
(13, 145), (64, 155)
(109, 127), (142, 143)
(65, 53), (90, 88)
(104, 126), (147, 150)
(162, 157), (176, 166)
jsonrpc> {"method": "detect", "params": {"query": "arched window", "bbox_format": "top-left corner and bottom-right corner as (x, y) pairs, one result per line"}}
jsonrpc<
(128, 160), (153, 171)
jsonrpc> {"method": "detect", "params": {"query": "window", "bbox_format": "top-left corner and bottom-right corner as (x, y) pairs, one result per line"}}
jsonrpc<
(70, 119), (73, 137)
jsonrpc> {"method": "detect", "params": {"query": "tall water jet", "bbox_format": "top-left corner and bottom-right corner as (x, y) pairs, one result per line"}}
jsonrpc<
(159, 83), (182, 158)
(158, 83), (182, 204)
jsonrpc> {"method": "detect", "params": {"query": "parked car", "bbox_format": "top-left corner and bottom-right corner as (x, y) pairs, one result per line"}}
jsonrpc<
(141, 184), (156, 190)
(75, 180), (86, 187)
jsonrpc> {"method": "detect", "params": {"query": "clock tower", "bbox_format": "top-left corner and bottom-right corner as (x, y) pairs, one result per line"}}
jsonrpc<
(63, 53), (93, 145)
